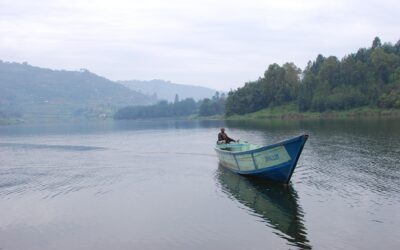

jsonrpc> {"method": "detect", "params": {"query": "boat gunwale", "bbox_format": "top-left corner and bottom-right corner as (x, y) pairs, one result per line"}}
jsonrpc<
(214, 134), (306, 156)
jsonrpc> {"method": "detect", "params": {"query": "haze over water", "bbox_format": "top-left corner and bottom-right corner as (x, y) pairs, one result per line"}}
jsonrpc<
(0, 119), (399, 249)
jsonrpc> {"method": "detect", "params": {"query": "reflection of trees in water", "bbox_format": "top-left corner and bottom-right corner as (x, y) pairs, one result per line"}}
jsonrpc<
(217, 166), (311, 250)
(113, 119), (226, 131)
(225, 118), (400, 138)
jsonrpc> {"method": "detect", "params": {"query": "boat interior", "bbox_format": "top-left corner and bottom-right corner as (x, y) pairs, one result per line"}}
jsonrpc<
(216, 142), (260, 152)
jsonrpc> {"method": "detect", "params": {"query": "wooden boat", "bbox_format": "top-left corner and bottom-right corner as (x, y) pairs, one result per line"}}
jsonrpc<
(215, 134), (308, 184)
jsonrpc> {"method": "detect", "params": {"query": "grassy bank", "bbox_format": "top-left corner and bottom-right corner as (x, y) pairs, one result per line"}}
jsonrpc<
(224, 104), (400, 120)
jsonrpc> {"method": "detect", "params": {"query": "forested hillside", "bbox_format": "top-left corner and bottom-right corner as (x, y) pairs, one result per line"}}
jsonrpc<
(226, 37), (400, 115)
(0, 61), (153, 121)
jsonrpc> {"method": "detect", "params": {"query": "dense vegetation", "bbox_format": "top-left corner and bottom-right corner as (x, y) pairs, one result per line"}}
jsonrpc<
(114, 92), (226, 119)
(114, 97), (197, 119)
(226, 37), (400, 115)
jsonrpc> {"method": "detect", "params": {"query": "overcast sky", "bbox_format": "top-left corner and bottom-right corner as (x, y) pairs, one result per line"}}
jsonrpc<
(0, 0), (399, 90)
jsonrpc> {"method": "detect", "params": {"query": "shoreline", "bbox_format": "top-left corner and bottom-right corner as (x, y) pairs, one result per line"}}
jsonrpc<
(196, 105), (400, 121)
(2, 106), (400, 125)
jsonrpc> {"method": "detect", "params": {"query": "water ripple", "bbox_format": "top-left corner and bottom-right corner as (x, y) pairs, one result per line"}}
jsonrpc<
(0, 142), (107, 151)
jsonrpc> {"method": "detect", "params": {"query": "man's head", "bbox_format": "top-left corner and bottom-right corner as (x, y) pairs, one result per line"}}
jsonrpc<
(220, 128), (225, 133)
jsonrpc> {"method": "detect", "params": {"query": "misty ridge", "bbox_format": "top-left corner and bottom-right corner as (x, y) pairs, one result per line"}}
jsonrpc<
(119, 79), (218, 102)
(0, 61), (219, 122)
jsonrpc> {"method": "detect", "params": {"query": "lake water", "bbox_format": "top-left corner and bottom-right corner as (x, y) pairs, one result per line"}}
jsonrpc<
(0, 119), (399, 250)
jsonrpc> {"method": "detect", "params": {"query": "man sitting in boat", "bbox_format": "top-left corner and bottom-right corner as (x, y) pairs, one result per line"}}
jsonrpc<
(217, 128), (236, 144)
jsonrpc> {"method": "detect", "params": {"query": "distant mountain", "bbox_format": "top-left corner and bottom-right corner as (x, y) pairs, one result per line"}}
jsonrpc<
(119, 79), (219, 102)
(0, 60), (153, 121)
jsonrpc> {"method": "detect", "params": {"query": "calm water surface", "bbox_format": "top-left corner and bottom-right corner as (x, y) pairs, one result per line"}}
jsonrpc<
(0, 119), (399, 249)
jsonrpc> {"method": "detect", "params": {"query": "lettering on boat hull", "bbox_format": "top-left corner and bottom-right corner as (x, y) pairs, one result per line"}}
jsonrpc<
(254, 146), (291, 169)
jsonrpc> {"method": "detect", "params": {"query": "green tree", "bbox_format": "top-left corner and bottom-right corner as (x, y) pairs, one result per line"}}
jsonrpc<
(372, 37), (382, 49)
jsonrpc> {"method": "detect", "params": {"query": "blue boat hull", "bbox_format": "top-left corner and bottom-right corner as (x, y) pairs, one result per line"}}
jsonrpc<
(215, 134), (308, 184)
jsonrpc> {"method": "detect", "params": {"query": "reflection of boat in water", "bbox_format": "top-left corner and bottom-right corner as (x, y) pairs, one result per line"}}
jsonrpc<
(217, 166), (311, 249)
(215, 134), (308, 183)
